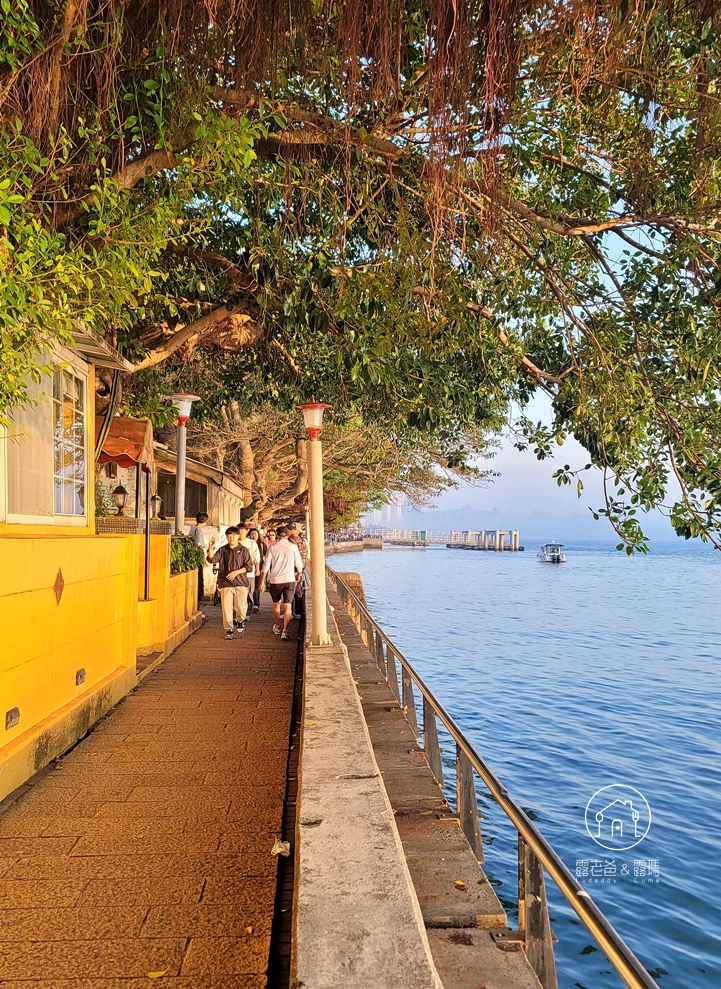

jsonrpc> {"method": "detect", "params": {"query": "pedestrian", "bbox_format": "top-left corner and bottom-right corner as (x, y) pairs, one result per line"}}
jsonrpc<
(237, 522), (261, 617)
(188, 512), (209, 604)
(247, 527), (264, 612)
(260, 526), (302, 641)
(287, 521), (308, 620)
(206, 526), (254, 640)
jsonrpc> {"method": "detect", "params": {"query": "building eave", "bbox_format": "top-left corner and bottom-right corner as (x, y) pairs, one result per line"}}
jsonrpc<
(71, 328), (134, 372)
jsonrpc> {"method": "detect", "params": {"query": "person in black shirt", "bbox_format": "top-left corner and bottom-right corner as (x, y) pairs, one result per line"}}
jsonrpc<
(207, 526), (254, 640)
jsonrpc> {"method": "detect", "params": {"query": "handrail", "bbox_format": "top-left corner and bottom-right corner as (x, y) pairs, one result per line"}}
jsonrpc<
(327, 565), (660, 989)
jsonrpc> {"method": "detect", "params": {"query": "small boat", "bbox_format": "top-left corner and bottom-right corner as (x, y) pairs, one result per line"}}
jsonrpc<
(538, 542), (566, 563)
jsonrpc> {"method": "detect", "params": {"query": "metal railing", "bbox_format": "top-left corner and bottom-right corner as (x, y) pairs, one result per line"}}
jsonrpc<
(327, 565), (660, 989)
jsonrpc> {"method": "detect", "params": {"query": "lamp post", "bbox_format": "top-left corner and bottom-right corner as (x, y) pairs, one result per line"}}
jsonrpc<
(150, 493), (163, 519)
(164, 393), (200, 534)
(112, 484), (128, 516)
(298, 398), (331, 646)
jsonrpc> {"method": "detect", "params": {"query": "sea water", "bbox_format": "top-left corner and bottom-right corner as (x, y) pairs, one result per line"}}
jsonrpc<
(331, 540), (721, 989)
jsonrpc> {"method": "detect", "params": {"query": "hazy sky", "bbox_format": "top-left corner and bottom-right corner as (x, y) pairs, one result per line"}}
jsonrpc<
(423, 392), (606, 517)
(433, 435), (603, 516)
(384, 393), (678, 540)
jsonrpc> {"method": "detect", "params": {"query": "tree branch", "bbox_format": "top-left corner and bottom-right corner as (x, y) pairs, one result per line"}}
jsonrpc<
(410, 286), (563, 386)
(167, 244), (257, 291)
(270, 338), (302, 374)
(459, 176), (698, 238)
(128, 304), (261, 373)
(54, 130), (194, 227)
(211, 87), (403, 159)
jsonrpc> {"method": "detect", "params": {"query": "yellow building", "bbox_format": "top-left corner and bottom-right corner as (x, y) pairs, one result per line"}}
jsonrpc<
(0, 339), (201, 802)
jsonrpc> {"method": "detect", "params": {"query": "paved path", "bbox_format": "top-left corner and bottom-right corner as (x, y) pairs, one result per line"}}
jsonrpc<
(0, 602), (297, 988)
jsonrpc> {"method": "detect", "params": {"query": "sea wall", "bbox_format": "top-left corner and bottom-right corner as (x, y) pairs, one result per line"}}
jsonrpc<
(293, 587), (442, 989)
(324, 536), (382, 554)
(323, 539), (364, 555)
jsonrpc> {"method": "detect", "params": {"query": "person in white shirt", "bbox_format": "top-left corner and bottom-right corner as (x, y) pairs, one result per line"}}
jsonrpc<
(260, 527), (303, 640)
(188, 512), (209, 603)
(237, 522), (261, 617)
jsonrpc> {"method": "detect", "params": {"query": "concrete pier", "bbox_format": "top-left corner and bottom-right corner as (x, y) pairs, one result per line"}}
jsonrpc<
(323, 539), (364, 555)
(447, 529), (523, 551)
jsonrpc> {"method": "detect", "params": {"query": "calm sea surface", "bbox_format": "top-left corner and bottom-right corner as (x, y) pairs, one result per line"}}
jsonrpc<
(331, 540), (721, 989)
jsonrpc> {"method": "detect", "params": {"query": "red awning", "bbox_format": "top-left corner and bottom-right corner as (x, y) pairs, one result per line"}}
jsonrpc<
(96, 416), (154, 469)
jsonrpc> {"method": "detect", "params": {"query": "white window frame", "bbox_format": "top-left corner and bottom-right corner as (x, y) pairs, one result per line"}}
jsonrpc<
(1, 348), (91, 527)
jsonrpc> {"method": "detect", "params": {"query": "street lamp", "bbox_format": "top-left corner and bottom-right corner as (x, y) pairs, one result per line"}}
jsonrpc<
(164, 392), (200, 533)
(112, 484), (128, 516)
(298, 398), (332, 646)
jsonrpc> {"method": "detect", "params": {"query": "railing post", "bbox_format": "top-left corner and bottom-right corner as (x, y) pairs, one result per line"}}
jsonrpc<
(518, 833), (527, 936)
(521, 839), (558, 989)
(402, 667), (419, 737)
(386, 647), (401, 703)
(371, 627), (382, 671)
(456, 745), (483, 861)
(423, 697), (443, 785)
(376, 636), (387, 677)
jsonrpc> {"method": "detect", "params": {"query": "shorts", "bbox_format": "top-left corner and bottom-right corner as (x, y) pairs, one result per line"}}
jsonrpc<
(269, 581), (296, 604)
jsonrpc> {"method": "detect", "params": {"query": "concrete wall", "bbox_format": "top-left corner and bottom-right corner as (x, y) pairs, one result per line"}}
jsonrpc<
(135, 535), (198, 656)
(0, 534), (139, 747)
(168, 570), (198, 635)
(324, 540), (365, 555)
(0, 532), (143, 800)
(335, 571), (367, 607)
(0, 530), (201, 802)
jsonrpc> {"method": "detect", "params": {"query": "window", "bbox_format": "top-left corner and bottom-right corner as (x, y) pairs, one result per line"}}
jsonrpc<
(5, 359), (88, 523)
(156, 472), (208, 520)
(7, 374), (54, 517)
(52, 368), (86, 515)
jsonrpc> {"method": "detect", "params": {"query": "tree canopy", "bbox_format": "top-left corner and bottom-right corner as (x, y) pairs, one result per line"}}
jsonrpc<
(2, 0), (721, 545)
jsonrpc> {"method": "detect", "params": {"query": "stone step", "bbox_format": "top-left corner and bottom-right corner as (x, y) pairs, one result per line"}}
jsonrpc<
(395, 813), (506, 929)
(427, 929), (543, 989)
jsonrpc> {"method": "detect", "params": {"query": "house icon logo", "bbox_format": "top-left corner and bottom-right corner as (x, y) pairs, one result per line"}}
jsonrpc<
(585, 784), (652, 850)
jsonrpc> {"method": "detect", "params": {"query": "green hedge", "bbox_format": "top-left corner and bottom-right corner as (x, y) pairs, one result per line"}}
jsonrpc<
(171, 536), (206, 575)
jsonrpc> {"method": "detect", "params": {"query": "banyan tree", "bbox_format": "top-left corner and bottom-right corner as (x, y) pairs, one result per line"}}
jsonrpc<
(2, 1), (721, 546)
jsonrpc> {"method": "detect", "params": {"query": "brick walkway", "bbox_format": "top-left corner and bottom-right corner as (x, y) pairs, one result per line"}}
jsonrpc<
(0, 602), (297, 988)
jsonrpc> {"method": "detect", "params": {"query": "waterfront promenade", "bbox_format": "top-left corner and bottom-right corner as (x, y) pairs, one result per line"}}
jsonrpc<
(0, 607), (295, 986)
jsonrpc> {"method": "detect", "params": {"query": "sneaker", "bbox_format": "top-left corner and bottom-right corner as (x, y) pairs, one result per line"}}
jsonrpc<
(237, 621), (246, 635)
(225, 630), (234, 640)
(281, 630), (291, 641)
(252, 605), (260, 613)
(272, 624), (282, 635)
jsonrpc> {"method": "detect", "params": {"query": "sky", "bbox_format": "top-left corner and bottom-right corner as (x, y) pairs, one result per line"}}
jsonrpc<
(370, 393), (679, 542)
